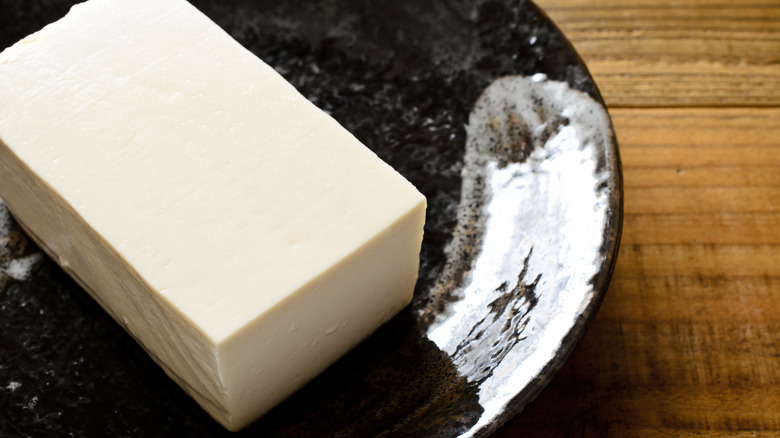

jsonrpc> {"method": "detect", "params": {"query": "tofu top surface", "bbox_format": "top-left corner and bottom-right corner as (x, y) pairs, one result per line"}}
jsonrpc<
(0, 0), (425, 342)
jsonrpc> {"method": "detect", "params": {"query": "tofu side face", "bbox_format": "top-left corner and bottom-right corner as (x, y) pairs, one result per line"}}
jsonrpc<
(0, 0), (426, 430)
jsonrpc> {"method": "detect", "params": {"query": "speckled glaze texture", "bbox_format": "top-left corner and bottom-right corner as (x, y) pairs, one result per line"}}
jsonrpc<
(0, 0), (622, 436)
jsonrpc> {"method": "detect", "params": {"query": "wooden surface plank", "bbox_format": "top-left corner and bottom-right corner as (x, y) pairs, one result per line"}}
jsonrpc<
(534, 0), (780, 107)
(601, 275), (780, 322)
(622, 213), (780, 244)
(625, 168), (780, 188)
(625, 187), (779, 214)
(614, 243), (778, 277)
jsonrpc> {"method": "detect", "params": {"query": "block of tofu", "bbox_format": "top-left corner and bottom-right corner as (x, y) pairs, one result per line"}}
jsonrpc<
(0, 0), (425, 431)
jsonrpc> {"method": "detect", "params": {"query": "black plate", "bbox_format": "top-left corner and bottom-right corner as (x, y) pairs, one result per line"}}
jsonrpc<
(0, 0), (622, 436)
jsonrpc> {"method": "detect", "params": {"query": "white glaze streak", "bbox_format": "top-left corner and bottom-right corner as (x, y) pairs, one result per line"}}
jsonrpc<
(426, 75), (614, 436)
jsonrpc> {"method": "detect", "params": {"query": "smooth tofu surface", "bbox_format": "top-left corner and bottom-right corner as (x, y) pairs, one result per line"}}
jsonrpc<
(0, 0), (425, 430)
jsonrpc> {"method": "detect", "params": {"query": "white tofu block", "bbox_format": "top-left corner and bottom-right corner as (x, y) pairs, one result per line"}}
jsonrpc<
(0, 0), (426, 430)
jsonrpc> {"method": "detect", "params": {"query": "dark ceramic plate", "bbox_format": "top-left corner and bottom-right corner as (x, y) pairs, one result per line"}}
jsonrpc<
(0, 0), (622, 436)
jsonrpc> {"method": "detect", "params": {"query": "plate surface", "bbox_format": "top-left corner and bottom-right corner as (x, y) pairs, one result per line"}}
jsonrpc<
(0, 0), (622, 436)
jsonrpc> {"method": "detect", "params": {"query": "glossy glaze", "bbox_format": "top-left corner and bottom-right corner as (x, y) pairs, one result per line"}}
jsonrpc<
(423, 74), (619, 436)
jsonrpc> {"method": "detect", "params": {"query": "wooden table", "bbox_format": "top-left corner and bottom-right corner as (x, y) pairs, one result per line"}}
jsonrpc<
(499, 1), (780, 436)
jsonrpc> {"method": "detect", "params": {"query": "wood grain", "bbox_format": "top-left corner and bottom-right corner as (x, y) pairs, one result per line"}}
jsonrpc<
(534, 0), (780, 107)
(498, 3), (780, 431)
